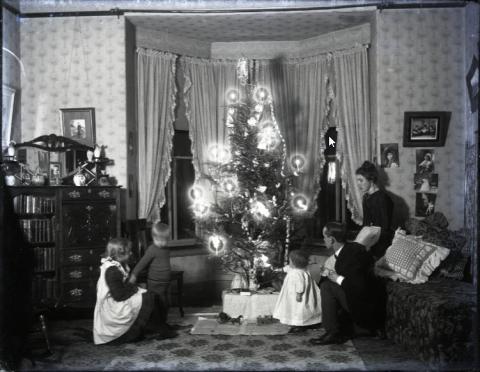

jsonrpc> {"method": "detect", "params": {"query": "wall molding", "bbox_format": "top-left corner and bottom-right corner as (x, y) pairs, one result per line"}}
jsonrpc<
(136, 26), (211, 58)
(211, 23), (370, 59)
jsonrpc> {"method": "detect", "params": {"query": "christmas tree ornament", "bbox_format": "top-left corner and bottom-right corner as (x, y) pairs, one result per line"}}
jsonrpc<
(226, 89), (240, 104)
(253, 86), (270, 103)
(221, 177), (238, 195)
(290, 153), (306, 175)
(250, 199), (271, 219)
(208, 143), (231, 163)
(192, 202), (209, 218)
(247, 117), (257, 126)
(189, 185), (204, 201)
(254, 104), (263, 113)
(257, 122), (280, 150)
(208, 234), (226, 255)
(292, 193), (309, 212)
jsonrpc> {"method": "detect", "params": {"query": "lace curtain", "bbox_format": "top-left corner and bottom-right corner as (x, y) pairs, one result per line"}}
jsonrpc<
(182, 57), (240, 178)
(333, 46), (372, 224)
(254, 55), (331, 208)
(136, 48), (177, 221)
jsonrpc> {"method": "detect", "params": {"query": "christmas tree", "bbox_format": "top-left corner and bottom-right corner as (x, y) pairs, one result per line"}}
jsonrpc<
(190, 58), (309, 289)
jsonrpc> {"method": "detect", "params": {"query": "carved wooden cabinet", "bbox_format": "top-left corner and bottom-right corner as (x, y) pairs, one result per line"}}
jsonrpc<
(10, 186), (121, 307)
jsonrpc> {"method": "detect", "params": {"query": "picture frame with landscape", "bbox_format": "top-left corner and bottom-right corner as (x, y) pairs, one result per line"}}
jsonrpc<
(403, 111), (450, 147)
(60, 107), (96, 147)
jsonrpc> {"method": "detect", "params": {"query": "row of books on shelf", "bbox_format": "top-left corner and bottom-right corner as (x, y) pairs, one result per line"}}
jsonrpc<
(13, 194), (56, 214)
(34, 246), (56, 272)
(20, 219), (54, 243)
(32, 276), (57, 302)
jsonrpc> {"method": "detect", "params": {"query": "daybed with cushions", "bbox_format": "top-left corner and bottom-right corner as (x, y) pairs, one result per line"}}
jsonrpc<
(374, 213), (475, 367)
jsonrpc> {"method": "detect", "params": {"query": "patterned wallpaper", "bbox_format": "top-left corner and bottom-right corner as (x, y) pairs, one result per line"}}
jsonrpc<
(19, 16), (127, 186)
(376, 8), (466, 230)
(2, 8), (21, 142)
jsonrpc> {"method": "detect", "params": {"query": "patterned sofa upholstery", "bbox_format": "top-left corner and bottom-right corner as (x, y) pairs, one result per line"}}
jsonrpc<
(385, 278), (476, 366)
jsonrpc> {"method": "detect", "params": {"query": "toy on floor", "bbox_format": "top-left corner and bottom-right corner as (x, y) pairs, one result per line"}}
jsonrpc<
(256, 315), (279, 325)
(217, 312), (244, 325)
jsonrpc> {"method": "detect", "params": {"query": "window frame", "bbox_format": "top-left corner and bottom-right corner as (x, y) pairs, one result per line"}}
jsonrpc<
(164, 154), (199, 247)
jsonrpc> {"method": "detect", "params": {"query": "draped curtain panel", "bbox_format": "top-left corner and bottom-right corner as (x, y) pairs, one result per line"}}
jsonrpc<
(333, 47), (372, 224)
(136, 48), (177, 221)
(182, 57), (239, 178)
(254, 55), (331, 208)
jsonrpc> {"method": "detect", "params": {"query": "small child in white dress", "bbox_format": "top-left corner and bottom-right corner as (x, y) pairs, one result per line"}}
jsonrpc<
(272, 250), (322, 332)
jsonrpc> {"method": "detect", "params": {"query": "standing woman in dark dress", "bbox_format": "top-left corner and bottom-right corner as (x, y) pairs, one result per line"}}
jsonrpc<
(355, 161), (394, 260)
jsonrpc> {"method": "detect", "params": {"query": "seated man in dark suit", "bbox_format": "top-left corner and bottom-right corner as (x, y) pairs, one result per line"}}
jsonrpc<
(310, 222), (385, 345)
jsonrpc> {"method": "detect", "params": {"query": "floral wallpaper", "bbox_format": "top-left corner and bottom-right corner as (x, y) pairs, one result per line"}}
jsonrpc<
(19, 16), (127, 186)
(376, 8), (466, 230)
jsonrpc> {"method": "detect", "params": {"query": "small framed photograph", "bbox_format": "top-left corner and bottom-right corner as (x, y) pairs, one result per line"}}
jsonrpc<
(416, 149), (435, 174)
(414, 173), (438, 193)
(60, 107), (96, 147)
(403, 111), (450, 147)
(380, 143), (400, 168)
(415, 192), (437, 217)
(2, 85), (16, 150)
(49, 162), (62, 185)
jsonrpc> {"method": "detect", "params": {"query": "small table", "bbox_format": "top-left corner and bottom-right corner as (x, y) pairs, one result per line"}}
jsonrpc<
(222, 291), (279, 320)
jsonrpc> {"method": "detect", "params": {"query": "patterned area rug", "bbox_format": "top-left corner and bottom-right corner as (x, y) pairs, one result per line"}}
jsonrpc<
(190, 317), (291, 335)
(104, 329), (365, 371)
(28, 316), (366, 371)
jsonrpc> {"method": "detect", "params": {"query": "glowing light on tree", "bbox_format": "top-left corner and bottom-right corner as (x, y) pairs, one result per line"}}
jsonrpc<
(291, 193), (309, 212)
(208, 234), (226, 255)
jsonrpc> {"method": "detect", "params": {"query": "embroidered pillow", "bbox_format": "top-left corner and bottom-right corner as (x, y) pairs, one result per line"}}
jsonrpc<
(354, 226), (381, 250)
(380, 229), (450, 284)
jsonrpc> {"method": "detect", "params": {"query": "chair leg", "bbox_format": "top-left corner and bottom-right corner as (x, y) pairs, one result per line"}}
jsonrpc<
(177, 277), (184, 318)
(38, 314), (52, 355)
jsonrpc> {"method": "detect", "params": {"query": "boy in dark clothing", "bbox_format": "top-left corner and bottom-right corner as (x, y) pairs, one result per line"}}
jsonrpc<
(129, 222), (171, 325)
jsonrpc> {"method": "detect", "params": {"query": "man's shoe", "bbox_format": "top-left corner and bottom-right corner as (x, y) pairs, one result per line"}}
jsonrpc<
(309, 332), (346, 345)
(155, 329), (177, 340)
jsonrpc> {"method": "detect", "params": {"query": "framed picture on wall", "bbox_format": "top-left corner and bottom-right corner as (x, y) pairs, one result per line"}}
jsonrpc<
(2, 85), (16, 150)
(403, 111), (450, 147)
(49, 161), (62, 186)
(415, 192), (437, 217)
(60, 107), (96, 147)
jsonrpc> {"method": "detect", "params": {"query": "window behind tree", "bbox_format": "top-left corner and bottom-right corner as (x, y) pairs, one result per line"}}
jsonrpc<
(160, 130), (197, 246)
(312, 127), (358, 240)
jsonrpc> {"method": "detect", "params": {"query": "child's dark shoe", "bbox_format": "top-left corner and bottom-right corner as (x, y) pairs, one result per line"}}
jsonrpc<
(288, 326), (307, 334)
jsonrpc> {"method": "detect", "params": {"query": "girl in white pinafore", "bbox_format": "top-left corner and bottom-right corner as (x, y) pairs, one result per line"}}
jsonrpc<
(93, 238), (146, 345)
(273, 249), (322, 332)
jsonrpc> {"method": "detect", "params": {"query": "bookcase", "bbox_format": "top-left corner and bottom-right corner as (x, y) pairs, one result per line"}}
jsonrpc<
(9, 186), (121, 307)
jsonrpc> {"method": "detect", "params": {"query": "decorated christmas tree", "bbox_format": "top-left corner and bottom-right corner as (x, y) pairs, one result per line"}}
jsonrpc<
(190, 59), (309, 289)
